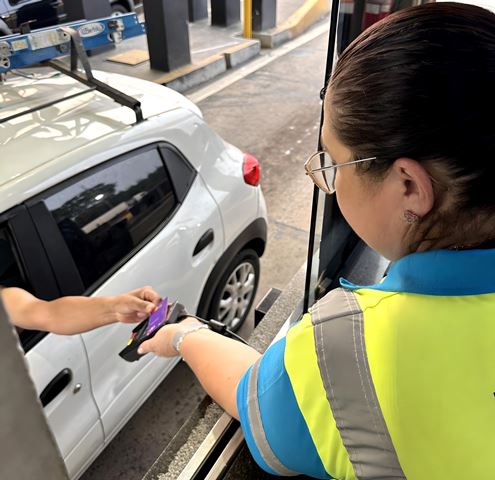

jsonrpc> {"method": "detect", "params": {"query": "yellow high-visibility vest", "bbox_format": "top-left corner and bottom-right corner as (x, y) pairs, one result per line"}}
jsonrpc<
(237, 248), (495, 479)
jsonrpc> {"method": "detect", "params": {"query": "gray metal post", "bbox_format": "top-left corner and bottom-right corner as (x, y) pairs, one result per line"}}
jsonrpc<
(63, 0), (113, 22)
(143, 0), (191, 72)
(188, 0), (208, 22)
(211, 0), (240, 27)
(0, 301), (68, 480)
(252, 0), (277, 31)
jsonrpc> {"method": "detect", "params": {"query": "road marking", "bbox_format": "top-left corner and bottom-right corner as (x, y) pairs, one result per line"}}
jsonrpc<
(191, 41), (240, 55)
(187, 21), (330, 104)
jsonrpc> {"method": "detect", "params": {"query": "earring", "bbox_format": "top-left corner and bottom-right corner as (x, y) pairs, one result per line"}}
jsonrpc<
(403, 210), (419, 224)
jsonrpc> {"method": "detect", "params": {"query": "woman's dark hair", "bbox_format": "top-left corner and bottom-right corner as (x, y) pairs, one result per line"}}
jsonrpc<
(329, 2), (495, 217)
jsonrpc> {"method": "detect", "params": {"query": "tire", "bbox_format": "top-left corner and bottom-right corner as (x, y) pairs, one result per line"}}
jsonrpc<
(207, 249), (260, 332)
(111, 3), (130, 14)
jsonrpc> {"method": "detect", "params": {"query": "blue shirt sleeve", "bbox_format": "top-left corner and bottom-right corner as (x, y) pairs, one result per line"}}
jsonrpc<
(236, 337), (330, 479)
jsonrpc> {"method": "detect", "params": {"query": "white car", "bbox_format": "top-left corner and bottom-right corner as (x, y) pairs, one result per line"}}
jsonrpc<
(0, 69), (267, 478)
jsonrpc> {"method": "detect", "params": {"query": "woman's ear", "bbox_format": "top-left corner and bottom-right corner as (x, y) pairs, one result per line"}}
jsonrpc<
(392, 158), (435, 218)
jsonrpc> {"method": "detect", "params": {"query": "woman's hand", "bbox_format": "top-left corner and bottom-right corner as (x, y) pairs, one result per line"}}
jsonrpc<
(139, 314), (260, 419)
(110, 286), (161, 324)
(138, 317), (203, 357)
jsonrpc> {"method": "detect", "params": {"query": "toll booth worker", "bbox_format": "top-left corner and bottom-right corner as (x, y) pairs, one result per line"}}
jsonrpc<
(1, 286), (160, 335)
(138, 3), (495, 479)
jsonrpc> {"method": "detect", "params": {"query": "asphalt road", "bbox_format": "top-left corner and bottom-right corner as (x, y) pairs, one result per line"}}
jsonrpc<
(81, 26), (328, 480)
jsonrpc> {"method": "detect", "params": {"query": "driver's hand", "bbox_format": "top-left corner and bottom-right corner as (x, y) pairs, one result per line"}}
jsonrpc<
(111, 286), (161, 324)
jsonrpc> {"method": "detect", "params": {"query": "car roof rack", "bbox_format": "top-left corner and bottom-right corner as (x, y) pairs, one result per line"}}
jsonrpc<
(0, 14), (146, 124)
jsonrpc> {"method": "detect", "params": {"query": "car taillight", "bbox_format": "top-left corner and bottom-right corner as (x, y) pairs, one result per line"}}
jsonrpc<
(243, 153), (260, 186)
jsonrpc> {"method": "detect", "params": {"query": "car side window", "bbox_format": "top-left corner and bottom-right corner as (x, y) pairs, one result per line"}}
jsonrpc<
(0, 225), (28, 289)
(44, 148), (177, 289)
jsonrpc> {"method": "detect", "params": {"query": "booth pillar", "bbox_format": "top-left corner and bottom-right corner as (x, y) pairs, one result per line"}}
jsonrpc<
(188, 0), (208, 22)
(252, 0), (277, 31)
(63, 0), (112, 21)
(211, 0), (241, 27)
(143, 0), (191, 72)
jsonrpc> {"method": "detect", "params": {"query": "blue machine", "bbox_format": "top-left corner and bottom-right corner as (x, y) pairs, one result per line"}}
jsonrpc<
(0, 14), (145, 73)
(0, 14), (146, 124)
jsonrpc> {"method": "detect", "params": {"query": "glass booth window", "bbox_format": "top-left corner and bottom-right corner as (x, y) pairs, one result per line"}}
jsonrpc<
(304, 0), (427, 309)
(44, 148), (177, 289)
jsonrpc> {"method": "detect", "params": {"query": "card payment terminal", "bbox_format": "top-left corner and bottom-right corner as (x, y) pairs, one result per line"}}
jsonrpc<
(119, 298), (185, 362)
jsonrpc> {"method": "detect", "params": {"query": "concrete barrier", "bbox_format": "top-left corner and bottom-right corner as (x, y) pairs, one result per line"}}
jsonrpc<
(254, 0), (330, 48)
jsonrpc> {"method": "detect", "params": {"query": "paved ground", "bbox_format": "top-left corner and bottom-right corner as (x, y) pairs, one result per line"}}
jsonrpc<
(91, 19), (248, 82)
(81, 23), (329, 480)
(195, 36), (327, 315)
(90, 0), (308, 84)
(278, 0), (308, 23)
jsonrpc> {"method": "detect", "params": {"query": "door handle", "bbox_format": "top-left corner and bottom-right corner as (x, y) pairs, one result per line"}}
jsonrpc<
(193, 229), (214, 256)
(39, 368), (72, 408)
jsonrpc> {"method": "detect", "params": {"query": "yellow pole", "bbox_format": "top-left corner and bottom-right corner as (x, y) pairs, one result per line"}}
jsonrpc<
(243, 0), (252, 38)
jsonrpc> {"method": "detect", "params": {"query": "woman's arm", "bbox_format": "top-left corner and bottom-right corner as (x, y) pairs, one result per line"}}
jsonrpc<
(138, 318), (261, 419)
(1, 286), (161, 335)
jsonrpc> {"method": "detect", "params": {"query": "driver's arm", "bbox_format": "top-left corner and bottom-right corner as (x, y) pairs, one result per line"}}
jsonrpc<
(1, 286), (160, 335)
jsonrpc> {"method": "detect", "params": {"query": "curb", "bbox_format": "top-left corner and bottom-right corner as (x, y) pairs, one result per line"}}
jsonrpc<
(224, 40), (261, 69)
(153, 54), (227, 92)
(151, 0), (329, 92)
(254, 0), (330, 48)
(153, 39), (260, 92)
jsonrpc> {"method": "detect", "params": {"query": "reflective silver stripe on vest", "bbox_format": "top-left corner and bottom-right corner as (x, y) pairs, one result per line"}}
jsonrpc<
(311, 288), (406, 479)
(246, 359), (299, 476)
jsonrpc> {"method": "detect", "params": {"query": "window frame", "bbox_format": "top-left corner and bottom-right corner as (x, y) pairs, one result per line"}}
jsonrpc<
(303, 0), (402, 309)
(0, 205), (59, 299)
(0, 205), (61, 352)
(27, 142), (196, 296)
(303, 0), (356, 310)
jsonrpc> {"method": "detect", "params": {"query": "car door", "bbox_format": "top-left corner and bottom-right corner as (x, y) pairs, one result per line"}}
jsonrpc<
(24, 335), (104, 479)
(0, 208), (104, 480)
(32, 143), (224, 441)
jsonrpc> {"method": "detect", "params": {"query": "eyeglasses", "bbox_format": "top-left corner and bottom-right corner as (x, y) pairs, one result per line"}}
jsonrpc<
(304, 151), (377, 194)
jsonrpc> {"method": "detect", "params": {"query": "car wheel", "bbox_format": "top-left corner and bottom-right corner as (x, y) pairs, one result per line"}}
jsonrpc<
(111, 3), (129, 14)
(207, 249), (260, 332)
